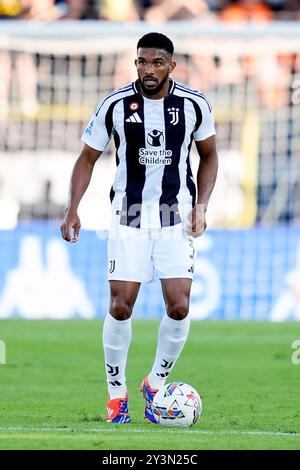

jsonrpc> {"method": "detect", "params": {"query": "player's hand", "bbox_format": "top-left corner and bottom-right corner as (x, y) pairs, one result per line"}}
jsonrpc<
(185, 204), (207, 238)
(60, 210), (81, 243)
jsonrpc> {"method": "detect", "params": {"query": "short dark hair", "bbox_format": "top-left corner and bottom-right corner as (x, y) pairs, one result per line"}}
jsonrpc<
(137, 32), (174, 56)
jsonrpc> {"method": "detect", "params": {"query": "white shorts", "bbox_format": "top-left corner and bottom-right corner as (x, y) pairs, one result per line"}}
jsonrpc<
(107, 214), (195, 283)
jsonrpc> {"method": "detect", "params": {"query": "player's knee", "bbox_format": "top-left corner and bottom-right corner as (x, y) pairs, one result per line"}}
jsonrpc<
(109, 299), (133, 320)
(167, 300), (189, 320)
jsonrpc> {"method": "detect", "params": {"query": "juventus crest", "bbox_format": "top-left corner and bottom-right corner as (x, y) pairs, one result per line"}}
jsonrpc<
(167, 107), (179, 126)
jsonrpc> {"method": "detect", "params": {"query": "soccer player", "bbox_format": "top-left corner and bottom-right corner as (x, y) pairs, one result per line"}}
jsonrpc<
(61, 32), (218, 424)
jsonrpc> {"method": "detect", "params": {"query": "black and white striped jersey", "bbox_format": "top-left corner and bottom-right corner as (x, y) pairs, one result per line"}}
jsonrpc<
(81, 79), (216, 229)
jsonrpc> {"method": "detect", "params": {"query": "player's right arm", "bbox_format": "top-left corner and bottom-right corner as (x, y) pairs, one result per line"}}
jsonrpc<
(61, 91), (116, 243)
(60, 144), (102, 243)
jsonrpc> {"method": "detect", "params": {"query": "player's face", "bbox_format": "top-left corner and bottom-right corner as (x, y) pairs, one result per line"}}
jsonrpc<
(135, 48), (176, 97)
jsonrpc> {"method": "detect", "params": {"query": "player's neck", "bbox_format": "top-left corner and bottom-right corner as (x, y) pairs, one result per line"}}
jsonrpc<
(137, 79), (172, 100)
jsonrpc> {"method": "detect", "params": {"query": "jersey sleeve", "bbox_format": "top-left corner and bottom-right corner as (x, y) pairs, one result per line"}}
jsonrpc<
(80, 99), (113, 151)
(193, 96), (216, 142)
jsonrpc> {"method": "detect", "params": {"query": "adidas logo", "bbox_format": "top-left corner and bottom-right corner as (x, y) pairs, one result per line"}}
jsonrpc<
(126, 112), (142, 123)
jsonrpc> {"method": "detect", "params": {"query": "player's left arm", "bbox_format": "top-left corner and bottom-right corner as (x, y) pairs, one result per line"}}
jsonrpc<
(186, 136), (218, 237)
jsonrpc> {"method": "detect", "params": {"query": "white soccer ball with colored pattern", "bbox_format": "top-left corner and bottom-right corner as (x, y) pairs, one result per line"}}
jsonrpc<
(151, 382), (202, 427)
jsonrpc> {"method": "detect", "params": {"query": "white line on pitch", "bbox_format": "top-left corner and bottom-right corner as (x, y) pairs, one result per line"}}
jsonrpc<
(0, 426), (299, 437)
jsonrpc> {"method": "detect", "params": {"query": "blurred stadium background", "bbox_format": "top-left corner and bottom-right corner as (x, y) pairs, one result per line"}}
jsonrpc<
(0, 0), (300, 322)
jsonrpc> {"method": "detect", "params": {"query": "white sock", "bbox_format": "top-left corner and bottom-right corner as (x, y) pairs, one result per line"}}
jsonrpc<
(102, 314), (132, 398)
(148, 314), (190, 389)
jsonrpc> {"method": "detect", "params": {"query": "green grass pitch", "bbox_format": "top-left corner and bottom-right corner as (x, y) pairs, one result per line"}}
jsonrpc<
(0, 320), (299, 450)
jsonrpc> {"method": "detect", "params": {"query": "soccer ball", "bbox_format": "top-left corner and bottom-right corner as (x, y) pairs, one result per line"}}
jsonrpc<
(151, 382), (202, 427)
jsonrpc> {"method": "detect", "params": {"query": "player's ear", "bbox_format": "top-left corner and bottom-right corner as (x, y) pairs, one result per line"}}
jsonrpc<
(134, 59), (138, 68)
(169, 61), (176, 73)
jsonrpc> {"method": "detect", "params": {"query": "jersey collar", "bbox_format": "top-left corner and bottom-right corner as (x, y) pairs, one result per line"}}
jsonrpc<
(133, 79), (175, 98)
